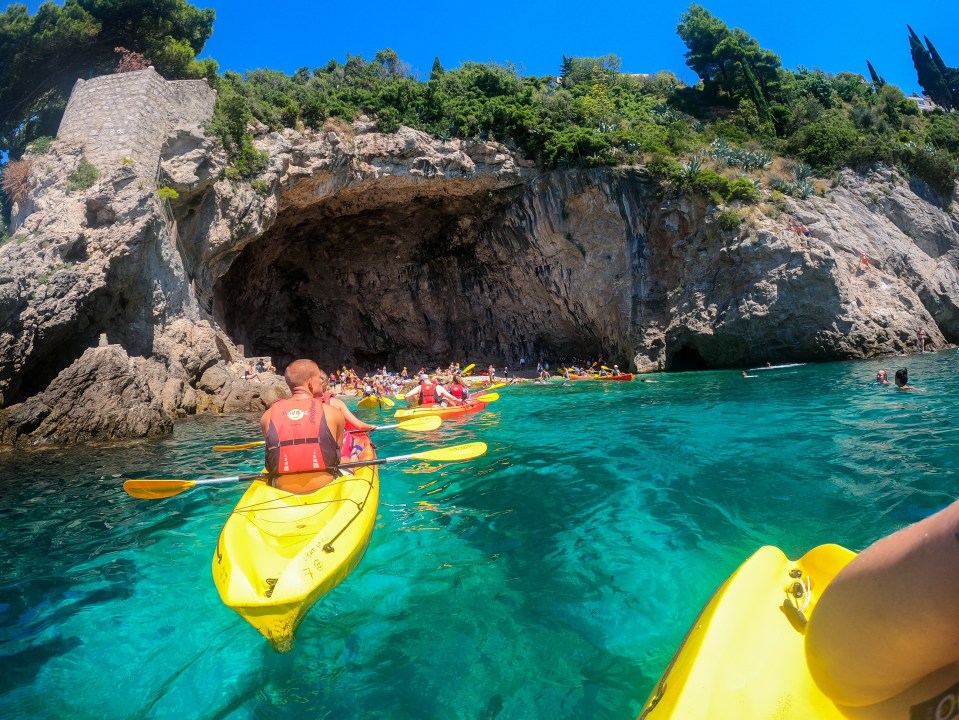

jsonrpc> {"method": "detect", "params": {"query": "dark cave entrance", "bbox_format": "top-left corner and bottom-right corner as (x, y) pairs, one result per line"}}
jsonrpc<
(212, 181), (603, 372)
(669, 345), (708, 372)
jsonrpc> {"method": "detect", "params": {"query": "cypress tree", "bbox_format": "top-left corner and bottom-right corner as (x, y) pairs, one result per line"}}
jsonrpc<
(924, 36), (958, 108)
(866, 60), (885, 89)
(430, 57), (445, 82)
(908, 26), (951, 109)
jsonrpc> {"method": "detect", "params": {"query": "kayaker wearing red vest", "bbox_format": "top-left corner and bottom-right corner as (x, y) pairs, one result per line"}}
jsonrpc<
(315, 372), (375, 460)
(449, 375), (470, 402)
(404, 374), (462, 407)
(260, 360), (346, 494)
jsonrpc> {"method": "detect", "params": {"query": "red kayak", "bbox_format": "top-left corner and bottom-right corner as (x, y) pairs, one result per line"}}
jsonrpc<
(598, 373), (634, 381)
(395, 401), (488, 420)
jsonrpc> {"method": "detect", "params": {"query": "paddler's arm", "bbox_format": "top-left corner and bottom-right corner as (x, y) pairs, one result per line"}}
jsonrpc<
(326, 402), (345, 449)
(329, 397), (375, 433)
(805, 498), (959, 707)
(403, 385), (420, 407)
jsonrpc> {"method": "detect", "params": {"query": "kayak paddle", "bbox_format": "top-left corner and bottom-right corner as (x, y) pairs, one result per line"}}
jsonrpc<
(462, 363), (475, 375)
(211, 415), (442, 451)
(123, 441), (488, 500)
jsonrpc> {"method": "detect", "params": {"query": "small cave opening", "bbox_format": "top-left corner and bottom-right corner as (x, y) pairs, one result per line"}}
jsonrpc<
(212, 181), (602, 372)
(669, 344), (708, 372)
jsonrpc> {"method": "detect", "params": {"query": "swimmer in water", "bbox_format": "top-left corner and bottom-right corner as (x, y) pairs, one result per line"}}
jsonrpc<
(894, 368), (914, 390)
(742, 371), (755, 378)
(876, 369), (889, 385)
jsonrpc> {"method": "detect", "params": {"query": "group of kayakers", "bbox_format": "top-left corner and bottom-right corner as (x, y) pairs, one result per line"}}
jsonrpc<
(259, 360), (495, 495)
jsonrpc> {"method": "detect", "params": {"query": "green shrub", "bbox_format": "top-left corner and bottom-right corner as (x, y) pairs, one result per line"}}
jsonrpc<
(250, 178), (270, 195)
(787, 112), (857, 172)
(66, 159), (100, 192)
(717, 209), (742, 231)
(901, 143), (959, 198)
(726, 177), (761, 204)
(157, 186), (179, 202)
(225, 136), (269, 180)
(25, 136), (54, 155)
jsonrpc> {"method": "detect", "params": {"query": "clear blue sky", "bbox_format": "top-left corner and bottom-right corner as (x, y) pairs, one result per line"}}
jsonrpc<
(17, 1), (959, 95)
(197, 0), (958, 95)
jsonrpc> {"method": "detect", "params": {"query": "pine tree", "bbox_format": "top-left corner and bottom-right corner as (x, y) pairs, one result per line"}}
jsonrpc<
(866, 60), (885, 89)
(908, 26), (951, 109)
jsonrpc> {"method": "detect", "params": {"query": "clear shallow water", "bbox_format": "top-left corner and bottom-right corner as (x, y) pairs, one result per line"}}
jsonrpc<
(2, 351), (958, 719)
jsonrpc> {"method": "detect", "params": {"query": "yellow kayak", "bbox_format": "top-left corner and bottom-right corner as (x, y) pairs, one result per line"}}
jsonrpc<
(357, 395), (394, 409)
(212, 436), (379, 652)
(639, 544), (857, 719)
(473, 382), (507, 394)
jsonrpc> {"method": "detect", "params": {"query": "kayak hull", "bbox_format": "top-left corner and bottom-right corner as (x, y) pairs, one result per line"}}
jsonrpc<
(358, 395), (394, 409)
(640, 544), (857, 719)
(599, 373), (633, 381)
(212, 435), (379, 652)
(394, 401), (487, 420)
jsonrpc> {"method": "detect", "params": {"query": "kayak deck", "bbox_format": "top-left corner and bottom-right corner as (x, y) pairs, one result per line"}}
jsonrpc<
(212, 435), (379, 652)
(358, 395), (394, 409)
(640, 544), (857, 719)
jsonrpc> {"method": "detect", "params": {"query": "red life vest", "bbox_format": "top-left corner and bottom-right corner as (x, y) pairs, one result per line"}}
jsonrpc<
(265, 397), (339, 474)
(450, 383), (465, 400)
(420, 381), (436, 406)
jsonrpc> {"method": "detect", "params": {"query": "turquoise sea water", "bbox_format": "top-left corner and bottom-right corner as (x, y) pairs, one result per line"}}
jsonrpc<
(2, 351), (958, 719)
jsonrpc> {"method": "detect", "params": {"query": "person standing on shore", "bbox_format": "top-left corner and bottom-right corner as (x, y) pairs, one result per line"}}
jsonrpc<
(917, 327), (927, 352)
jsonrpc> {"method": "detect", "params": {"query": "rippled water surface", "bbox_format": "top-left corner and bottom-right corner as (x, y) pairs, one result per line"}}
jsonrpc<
(2, 351), (958, 719)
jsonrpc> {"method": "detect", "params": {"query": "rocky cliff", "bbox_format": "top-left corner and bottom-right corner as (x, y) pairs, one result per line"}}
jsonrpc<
(2, 92), (957, 445)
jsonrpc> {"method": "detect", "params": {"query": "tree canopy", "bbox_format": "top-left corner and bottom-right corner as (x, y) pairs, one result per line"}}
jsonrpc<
(0, 0), (216, 159)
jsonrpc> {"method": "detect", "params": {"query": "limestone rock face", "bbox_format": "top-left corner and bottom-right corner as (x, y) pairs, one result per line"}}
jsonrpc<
(0, 345), (172, 446)
(2, 108), (958, 446)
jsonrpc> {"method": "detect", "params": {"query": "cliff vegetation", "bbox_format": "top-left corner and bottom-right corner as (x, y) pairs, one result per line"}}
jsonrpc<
(204, 5), (959, 198)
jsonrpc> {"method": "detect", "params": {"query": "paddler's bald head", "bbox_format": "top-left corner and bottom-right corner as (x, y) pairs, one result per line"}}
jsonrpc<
(284, 359), (326, 393)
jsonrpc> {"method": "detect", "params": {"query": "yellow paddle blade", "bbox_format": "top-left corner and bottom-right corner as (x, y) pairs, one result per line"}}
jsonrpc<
(396, 415), (442, 432)
(462, 363), (475, 375)
(394, 392), (405, 400)
(123, 479), (196, 499)
(477, 393), (499, 403)
(412, 442), (487, 463)
(602, 365), (611, 371)
(212, 440), (265, 452)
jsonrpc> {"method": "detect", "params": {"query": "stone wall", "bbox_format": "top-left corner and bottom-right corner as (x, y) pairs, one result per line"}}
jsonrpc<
(56, 67), (216, 178)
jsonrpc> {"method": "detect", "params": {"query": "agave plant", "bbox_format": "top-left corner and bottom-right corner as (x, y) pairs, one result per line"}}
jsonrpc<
(793, 178), (815, 199)
(792, 162), (814, 182)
